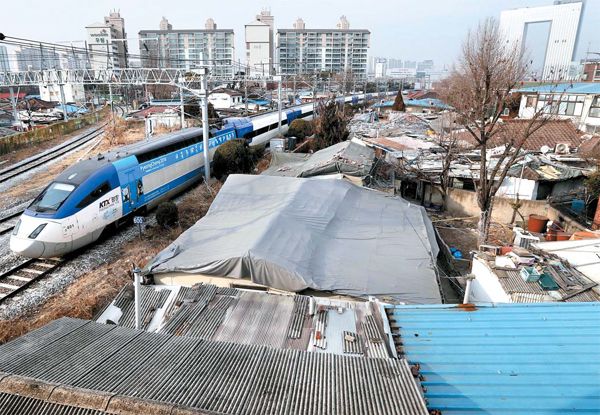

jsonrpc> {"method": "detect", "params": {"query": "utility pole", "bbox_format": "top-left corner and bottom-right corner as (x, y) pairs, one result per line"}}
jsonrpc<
(244, 63), (248, 115)
(200, 67), (210, 181)
(8, 87), (19, 127)
(57, 70), (69, 121)
(275, 75), (282, 134)
(179, 84), (185, 129)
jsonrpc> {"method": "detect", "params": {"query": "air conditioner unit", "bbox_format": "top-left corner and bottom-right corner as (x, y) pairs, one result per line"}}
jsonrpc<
(554, 143), (570, 154)
(513, 227), (541, 249)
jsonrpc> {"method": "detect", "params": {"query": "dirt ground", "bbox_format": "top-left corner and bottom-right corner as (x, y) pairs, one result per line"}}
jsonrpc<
(432, 213), (515, 254)
(0, 182), (221, 344)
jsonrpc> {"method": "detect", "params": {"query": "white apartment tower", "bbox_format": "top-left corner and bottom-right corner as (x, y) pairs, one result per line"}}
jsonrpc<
(86, 10), (128, 70)
(245, 9), (274, 75)
(277, 16), (370, 80)
(139, 18), (235, 77)
(159, 17), (172, 31)
(500, 1), (584, 81)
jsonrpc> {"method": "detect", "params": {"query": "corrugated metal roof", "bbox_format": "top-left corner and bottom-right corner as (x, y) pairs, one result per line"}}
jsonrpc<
(517, 82), (600, 94)
(0, 317), (428, 415)
(494, 263), (599, 302)
(0, 392), (106, 414)
(385, 302), (600, 415)
(97, 283), (395, 357)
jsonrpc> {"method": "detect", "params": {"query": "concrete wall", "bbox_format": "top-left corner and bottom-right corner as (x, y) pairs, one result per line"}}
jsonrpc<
(445, 187), (587, 232)
(0, 107), (108, 156)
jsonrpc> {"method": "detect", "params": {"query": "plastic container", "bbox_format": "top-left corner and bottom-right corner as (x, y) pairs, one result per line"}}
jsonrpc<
(520, 266), (540, 283)
(571, 199), (585, 214)
(556, 232), (572, 241)
(528, 214), (549, 233)
(270, 138), (285, 152)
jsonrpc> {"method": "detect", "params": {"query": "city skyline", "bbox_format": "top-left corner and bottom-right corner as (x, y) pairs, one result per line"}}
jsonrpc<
(0, 0), (598, 70)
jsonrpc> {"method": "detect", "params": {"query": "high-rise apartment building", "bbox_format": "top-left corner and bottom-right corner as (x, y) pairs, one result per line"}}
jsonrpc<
(86, 11), (128, 70)
(0, 46), (10, 71)
(277, 16), (370, 80)
(139, 18), (235, 78)
(500, 1), (583, 80)
(15, 46), (60, 71)
(245, 9), (274, 75)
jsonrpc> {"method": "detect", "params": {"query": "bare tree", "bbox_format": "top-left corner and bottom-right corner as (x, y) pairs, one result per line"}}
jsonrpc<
(394, 122), (459, 210)
(441, 17), (554, 245)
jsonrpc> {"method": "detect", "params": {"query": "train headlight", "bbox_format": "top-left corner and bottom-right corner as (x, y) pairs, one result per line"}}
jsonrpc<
(28, 223), (47, 239)
(12, 220), (21, 236)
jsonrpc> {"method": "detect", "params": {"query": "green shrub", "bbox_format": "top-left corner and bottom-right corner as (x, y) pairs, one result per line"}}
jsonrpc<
(156, 201), (179, 228)
(287, 119), (314, 139)
(212, 139), (254, 180)
(586, 171), (600, 198)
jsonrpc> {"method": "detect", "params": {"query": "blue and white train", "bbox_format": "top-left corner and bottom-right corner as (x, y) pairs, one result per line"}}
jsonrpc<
(10, 92), (393, 258)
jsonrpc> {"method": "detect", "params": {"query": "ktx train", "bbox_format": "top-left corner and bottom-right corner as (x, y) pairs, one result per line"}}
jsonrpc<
(10, 93), (390, 258)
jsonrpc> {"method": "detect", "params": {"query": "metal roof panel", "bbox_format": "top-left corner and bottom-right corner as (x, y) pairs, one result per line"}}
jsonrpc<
(385, 302), (600, 414)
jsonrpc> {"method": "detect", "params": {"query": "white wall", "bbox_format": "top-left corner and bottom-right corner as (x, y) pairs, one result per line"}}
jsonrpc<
(496, 177), (538, 200)
(518, 93), (600, 133)
(246, 24), (271, 72)
(500, 2), (583, 80)
(40, 83), (85, 103)
(208, 92), (242, 109)
(469, 257), (512, 303)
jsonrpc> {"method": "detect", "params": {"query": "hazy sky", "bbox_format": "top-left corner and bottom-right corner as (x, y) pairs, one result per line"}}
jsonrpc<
(1, 0), (599, 67)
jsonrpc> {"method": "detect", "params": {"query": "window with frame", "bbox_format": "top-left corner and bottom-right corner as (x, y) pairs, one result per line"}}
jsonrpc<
(76, 181), (111, 209)
(525, 96), (536, 107)
(538, 94), (584, 116)
(590, 97), (600, 118)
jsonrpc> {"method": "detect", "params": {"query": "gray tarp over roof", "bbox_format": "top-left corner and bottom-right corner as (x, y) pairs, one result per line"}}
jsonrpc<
(262, 140), (374, 178)
(147, 174), (441, 304)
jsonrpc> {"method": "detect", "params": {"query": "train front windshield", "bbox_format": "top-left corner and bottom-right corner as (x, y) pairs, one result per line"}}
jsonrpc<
(28, 182), (75, 213)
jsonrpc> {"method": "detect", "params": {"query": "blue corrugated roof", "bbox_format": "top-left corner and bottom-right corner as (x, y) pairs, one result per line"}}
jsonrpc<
(517, 82), (600, 94)
(373, 98), (450, 109)
(385, 302), (600, 415)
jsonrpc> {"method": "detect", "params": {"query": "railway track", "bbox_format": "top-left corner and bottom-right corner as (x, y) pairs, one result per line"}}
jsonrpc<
(0, 124), (106, 184)
(0, 210), (24, 235)
(0, 258), (63, 305)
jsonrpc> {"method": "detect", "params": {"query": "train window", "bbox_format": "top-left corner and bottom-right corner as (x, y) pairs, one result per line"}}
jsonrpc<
(28, 182), (76, 213)
(76, 181), (111, 209)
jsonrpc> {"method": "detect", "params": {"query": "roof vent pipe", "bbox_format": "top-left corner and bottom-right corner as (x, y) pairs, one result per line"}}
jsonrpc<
(463, 274), (475, 304)
(133, 267), (142, 330)
(309, 297), (316, 316)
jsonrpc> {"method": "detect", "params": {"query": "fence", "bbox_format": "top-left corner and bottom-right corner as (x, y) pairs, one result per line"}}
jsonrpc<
(0, 107), (109, 155)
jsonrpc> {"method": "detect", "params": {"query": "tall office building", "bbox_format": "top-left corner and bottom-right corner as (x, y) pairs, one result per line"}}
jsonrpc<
(417, 60), (434, 72)
(245, 17), (272, 75)
(139, 18), (235, 78)
(104, 10), (128, 66)
(252, 9), (275, 74)
(277, 16), (370, 80)
(500, 1), (583, 80)
(86, 11), (128, 70)
(0, 46), (10, 71)
(15, 46), (60, 71)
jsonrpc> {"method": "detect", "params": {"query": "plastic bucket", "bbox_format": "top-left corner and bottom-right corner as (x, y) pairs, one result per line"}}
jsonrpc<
(528, 214), (549, 233)
(545, 229), (557, 241)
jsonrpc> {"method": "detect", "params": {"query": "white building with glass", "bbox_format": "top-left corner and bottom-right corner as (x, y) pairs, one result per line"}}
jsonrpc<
(517, 83), (600, 134)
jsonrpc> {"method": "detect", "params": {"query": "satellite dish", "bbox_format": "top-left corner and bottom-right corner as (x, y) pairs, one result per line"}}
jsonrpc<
(540, 145), (550, 154)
